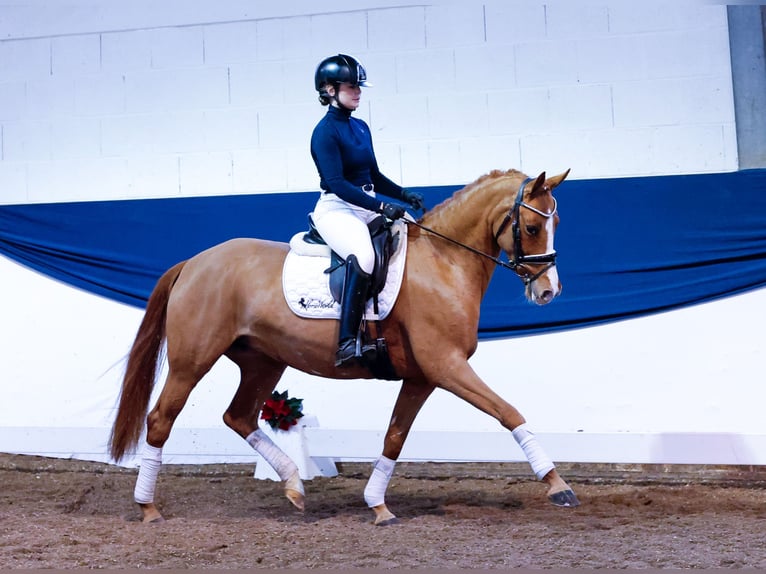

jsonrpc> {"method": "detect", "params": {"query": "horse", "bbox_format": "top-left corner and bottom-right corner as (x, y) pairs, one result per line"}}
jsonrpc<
(109, 167), (578, 525)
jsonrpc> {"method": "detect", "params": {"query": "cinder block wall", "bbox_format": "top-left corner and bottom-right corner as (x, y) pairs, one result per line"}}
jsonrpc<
(0, 2), (736, 204)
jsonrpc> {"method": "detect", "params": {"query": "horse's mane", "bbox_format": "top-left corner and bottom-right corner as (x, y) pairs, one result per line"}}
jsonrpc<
(421, 168), (524, 229)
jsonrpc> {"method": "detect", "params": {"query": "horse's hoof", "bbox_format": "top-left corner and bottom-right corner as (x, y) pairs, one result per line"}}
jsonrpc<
(372, 504), (398, 526)
(375, 515), (400, 526)
(548, 489), (580, 508)
(285, 488), (305, 511)
(139, 503), (165, 523)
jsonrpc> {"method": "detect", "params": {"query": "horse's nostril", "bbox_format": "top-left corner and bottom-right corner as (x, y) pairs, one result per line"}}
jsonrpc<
(539, 290), (554, 303)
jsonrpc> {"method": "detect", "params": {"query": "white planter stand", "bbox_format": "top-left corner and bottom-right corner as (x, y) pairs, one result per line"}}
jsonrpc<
(253, 414), (338, 481)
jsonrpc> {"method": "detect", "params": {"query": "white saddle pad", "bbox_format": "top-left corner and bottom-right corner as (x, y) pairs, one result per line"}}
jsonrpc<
(282, 220), (408, 320)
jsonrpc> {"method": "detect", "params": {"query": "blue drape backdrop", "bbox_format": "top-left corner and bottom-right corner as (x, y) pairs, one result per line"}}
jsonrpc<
(2, 169), (765, 339)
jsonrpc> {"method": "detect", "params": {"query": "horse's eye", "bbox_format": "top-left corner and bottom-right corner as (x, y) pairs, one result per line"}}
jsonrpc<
(525, 225), (539, 236)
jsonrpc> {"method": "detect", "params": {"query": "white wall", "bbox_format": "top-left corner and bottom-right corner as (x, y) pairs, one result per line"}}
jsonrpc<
(0, 1), (736, 204)
(2, 2), (760, 468)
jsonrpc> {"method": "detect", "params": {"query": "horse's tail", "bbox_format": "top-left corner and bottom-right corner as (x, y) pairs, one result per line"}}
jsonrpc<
(109, 260), (187, 462)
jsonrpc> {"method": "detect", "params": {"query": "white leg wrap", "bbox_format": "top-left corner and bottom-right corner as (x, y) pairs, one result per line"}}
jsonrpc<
(134, 443), (162, 504)
(512, 423), (555, 480)
(246, 429), (302, 492)
(363, 455), (396, 508)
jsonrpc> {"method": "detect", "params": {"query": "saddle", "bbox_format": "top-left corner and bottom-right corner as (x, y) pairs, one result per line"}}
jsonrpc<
(291, 215), (401, 380)
(301, 215), (399, 306)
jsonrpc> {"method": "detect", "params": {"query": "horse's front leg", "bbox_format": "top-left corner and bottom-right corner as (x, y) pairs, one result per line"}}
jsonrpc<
(436, 358), (580, 508)
(365, 377), (434, 525)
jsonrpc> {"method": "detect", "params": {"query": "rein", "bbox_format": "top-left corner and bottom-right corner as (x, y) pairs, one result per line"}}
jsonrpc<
(405, 177), (558, 285)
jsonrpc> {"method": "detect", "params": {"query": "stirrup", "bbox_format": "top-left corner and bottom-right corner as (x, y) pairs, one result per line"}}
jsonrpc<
(335, 338), (358, 367)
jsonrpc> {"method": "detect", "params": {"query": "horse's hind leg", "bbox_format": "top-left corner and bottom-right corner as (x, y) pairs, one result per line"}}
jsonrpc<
(222, 351), (305, 511)
(364, 377), (434, 525)
(134, 369), (201, 523)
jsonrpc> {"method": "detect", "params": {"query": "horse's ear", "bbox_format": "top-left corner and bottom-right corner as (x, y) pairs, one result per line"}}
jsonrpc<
(528, 171), (547, 199)
(545, 168), (571, 191)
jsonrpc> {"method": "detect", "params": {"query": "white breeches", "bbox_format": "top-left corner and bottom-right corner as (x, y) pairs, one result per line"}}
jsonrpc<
(312, 192), (379, 274)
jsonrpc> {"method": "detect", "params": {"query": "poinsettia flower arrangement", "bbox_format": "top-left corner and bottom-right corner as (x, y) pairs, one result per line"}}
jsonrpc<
(260, 389), (305, 431)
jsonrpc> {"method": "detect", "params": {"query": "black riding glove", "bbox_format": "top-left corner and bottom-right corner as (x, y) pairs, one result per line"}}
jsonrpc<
(402, 189), (425, 212)
(379, 202), (406, 220)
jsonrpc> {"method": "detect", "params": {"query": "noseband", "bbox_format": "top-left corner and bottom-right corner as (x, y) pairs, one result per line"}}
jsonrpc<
(494, 177), (558, 285)
(405, 177), (558, 286)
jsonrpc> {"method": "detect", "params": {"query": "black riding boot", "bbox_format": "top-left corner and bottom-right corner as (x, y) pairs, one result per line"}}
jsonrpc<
(335, 255), (372, 367)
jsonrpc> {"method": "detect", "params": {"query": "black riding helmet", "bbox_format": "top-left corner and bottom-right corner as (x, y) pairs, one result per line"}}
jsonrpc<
(314, 54), (371, 105)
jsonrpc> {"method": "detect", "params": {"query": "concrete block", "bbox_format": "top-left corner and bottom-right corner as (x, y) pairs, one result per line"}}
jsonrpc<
(484, 2), (546, 46)
(613, 77), (734, 129)
(425, 3), (485, 48)
(179, 152), (233, 196)
(231, 148), (288, 194)
(426, 139), (463, 185)
(125, 154), (180, 199)
(74, 74), (126, 116)
(545, 4), (609, 39)
(309, 12), (368, 58)
(396, 49), (455, 95)
(203, 20), (259, 65)
(203, 107), (259, 151)
(149, 26), (204, 69)
(287, 146), (319, 191)
(279, 16), (314, 61)
(515, 40), (579, 87)
(608, 4), (726, 34)
(0, 38), (51, 81)
(229, 61), (285, 107)
(0, 161), (28, 203)
(356, 53), (397, 98)
(370, 141), (403, 184)
(520, 132), (591, 179)
(50, 116), (101, 160)
(369, 95), (428, 142)
(150, 111), (208, 154)
(649, 124), (735, 175)
(368, 6), (426, 51)
(576, 36), (648, 84)
(100, 113), (157, 157)
(51, 34), (100, 76)
(548, 84), (613, 132)
(27, 158), (130, 202)
(458, 136), (522, 180)
(26, 76), (76, 119)
(399, 140), (430, 187)
(101, 30), (153, 72)
(643, 28), (731, 80)
(125, 67), (230, 113)
(283, 59), (319, 105)
(1, 120), (52, 161)
(455, 45), (517, 91)
(580, 128), (655, 177)
(257, 103), (315, 149)
(427, 93), (488, 139)
(0, 82), (27, 121)
(256, 16), (312, 62)
(488, 88), (551, 136)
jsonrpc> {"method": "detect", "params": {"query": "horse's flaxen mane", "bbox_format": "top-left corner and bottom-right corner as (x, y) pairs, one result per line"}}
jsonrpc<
(422, 168), (524, 230)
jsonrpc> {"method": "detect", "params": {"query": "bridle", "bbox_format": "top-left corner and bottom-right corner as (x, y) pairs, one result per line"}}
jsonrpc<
(405, 177), (558, 285)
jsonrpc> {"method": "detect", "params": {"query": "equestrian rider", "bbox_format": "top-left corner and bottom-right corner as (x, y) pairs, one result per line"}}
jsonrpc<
(310, 53), (425, 367)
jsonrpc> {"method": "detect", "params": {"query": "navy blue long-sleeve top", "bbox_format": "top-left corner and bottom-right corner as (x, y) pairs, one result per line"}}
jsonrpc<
(310, 105), (404, 212)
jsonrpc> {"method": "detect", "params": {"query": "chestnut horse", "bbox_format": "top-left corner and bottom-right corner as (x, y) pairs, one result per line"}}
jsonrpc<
(109, 168), (579, 525)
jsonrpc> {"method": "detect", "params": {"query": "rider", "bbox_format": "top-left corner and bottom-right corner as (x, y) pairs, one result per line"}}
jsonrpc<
(310, 53), (425, 367)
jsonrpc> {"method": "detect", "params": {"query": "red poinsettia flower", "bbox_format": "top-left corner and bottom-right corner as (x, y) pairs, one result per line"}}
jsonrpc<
(260, 390), (304, 431)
